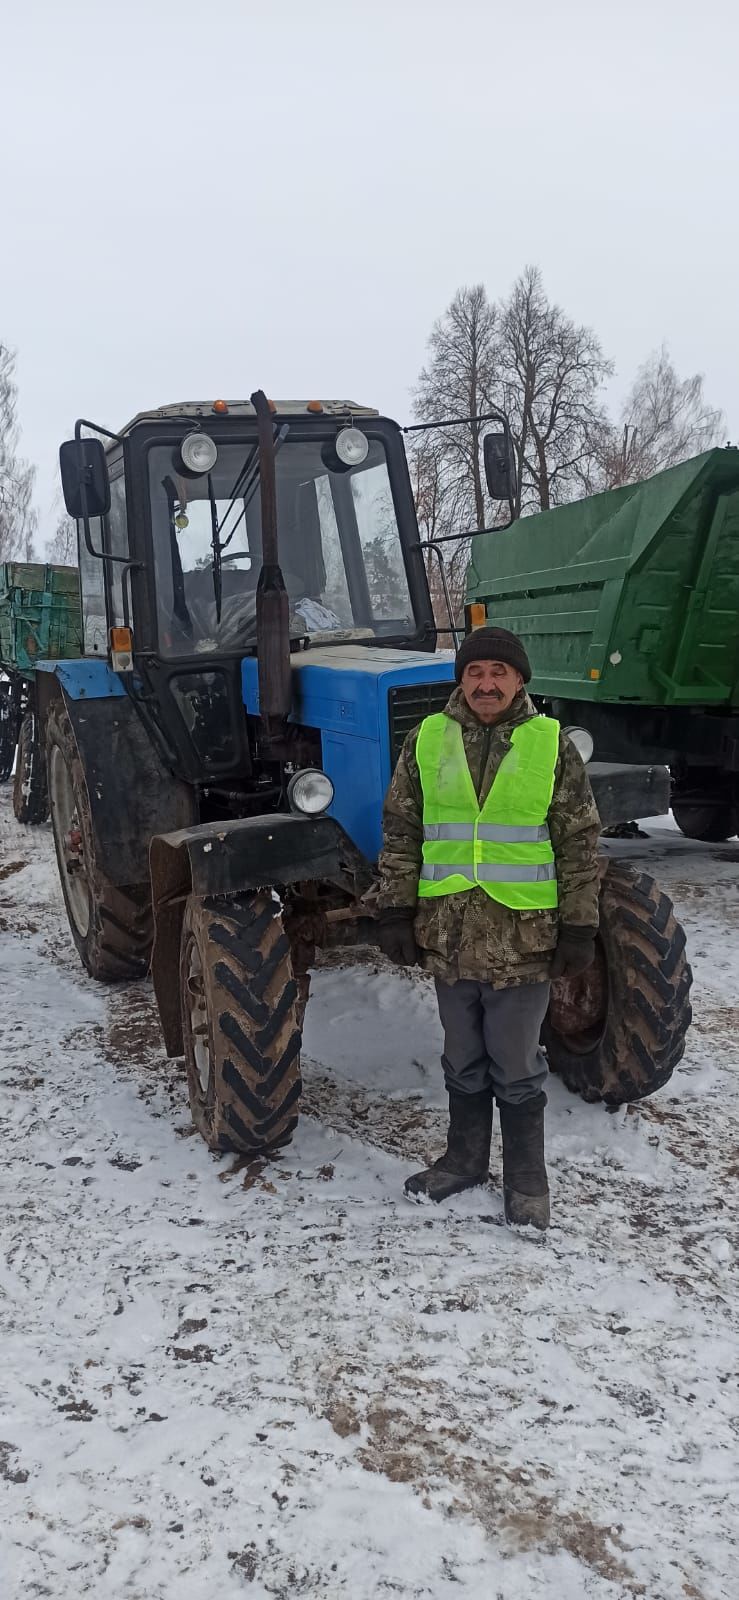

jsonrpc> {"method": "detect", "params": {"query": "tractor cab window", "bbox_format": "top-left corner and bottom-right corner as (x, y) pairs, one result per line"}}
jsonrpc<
(78, 519), (108, 655)
(148, 436), (415, 657)
(105, 470), (129, 628)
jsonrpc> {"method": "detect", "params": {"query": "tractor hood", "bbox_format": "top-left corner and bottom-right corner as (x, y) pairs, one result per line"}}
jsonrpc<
(243, 646), (455, 860)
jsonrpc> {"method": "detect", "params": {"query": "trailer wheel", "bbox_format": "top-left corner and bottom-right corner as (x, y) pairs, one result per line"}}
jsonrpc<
(46, 701), (152, 980)
(543, 861), (692, 1105)
(671, 798), (737, 843)
(0, 688), (19, 782)
(180, 891), (302, 1155)
(12, 712), (49, 824)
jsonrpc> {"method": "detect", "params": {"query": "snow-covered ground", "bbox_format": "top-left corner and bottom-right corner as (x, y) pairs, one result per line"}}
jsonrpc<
(1, 792), (737, 1600)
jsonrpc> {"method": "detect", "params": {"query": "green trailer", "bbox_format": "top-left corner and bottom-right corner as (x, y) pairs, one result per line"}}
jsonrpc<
(0, 562), (82, 821)
(467, 447), (739, 840)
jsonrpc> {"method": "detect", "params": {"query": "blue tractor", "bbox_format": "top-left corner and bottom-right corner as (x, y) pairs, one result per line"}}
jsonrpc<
(38, 392), (688, 1154)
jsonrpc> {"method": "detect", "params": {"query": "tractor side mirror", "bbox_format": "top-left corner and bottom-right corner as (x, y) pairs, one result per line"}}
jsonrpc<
(59, 439), (111, 519)
(483, 430), (517, 503)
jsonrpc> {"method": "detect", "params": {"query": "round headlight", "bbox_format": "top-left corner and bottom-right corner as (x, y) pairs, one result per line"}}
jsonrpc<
(180, 432), (218, 475)
(564, 725), (594, 764)
(287, 768), (335, 816)
(335, 426), (369, 467)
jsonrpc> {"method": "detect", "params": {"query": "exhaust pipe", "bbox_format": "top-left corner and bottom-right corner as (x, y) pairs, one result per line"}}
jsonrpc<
(251, 389), (292, 749)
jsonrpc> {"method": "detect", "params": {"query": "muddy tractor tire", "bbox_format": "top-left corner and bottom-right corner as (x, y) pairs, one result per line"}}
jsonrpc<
(671, 798), (737, 843)
(12, 711), (49, 825)
(543, 860), (692, 1105)
(180, 891), (302, 1155)
(46, 701), (153, 981)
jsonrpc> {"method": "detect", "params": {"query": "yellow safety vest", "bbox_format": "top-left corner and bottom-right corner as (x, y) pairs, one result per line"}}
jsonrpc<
(415, 713), (559, 910)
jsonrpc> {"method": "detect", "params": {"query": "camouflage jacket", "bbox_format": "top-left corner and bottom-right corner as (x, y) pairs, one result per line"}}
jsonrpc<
(376, 686), (601, 986)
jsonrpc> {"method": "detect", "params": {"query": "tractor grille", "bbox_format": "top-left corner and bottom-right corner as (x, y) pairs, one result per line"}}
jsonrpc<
(387, 680), (452, 768)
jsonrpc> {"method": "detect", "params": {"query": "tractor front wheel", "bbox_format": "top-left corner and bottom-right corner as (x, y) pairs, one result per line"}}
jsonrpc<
(180, 891), (302, 1154)
(543, 860), (692, 1105)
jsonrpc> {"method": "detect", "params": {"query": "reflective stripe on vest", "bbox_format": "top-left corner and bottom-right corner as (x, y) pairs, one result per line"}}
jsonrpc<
(415, 712), (560, 910)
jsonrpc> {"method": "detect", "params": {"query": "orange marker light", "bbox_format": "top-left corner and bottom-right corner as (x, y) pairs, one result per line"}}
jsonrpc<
(306, 400), (323, 413)
(267, 399), (277, 414)
(589, 668), (601, 680)
(212, 399), (229, 414)
(466, 602), (487, 630)
(110, 627), (134, 673)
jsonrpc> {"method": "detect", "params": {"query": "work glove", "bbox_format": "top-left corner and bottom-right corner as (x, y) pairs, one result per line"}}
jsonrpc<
(550, 925), (598, 981)
(377, 909), (419, 967)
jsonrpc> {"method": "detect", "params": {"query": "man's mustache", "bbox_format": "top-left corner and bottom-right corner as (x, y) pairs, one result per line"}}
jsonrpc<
(472, 687), (503, 699)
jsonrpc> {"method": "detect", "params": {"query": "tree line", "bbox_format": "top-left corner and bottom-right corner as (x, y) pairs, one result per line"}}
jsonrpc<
(1, 270), (725, 584)
(0, 344), (39, 562)
(0, 343), (75, 565)
(411, 266), (724, 622)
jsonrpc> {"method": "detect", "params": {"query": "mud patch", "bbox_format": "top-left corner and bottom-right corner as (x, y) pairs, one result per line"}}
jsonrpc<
(302, 1060), (446, 1166)
(502, 1505), (642, 1593)
(324, 1399), (361, 1438)
(0, 1440), (29, 1483)
(170, 1344), (214, 1363)
(105, 982), (165, 1070)
(0, 859), (24, 882)
(56, 1398), (96, 1422)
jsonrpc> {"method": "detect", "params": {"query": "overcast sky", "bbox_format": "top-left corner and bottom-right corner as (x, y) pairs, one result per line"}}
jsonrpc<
(2, 0), (737, 530)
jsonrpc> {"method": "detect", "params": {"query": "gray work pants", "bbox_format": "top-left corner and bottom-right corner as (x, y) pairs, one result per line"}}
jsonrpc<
(434, 978), (550, 1105)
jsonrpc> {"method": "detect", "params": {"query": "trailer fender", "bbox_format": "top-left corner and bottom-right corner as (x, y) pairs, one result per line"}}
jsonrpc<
(149, 814), (343, 1056)
(587, 762), (670, 826)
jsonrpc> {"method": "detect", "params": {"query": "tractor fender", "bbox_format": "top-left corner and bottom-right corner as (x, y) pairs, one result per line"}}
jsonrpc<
(36, 672), (197, 886)
(149, 814), (343, 1056)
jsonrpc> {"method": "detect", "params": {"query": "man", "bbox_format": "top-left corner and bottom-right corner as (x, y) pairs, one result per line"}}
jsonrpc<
(376, 626), (601, 1229)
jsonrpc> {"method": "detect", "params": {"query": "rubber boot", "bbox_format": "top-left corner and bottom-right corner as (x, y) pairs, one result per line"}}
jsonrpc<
(498, 1092), (550, 1230)
(405, 1089), (493, 1202)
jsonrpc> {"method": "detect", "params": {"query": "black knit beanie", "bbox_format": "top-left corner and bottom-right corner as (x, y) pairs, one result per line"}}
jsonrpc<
(454, 626), (532, 684)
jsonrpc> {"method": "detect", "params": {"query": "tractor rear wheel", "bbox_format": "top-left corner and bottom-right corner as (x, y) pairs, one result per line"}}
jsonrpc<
(180, 891), (302, 1154)
(543, 860), (692, 1105)
(12, 712), (49, 825)
(46, 701), (153, 980)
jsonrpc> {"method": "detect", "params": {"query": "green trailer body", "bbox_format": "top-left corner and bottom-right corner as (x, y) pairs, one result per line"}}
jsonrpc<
(0, 562), (82, 676)
(467, 448), (739, 709)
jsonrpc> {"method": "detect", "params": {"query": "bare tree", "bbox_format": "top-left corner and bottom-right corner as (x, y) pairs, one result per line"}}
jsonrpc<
(46, 514), (77, 565)
(414, 284), (501, 532)
(410, 271), (614, 626)
(0, 343), (38, 560)
(602, 345), (724, 487)
(498, 266), (613, 515)
(409, 423), (479, 637)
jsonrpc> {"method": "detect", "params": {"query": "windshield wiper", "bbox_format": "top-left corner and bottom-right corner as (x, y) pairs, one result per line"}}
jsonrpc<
(217, 423), (291, 552)
(204, 422), (291, 622)
(217, 444), (259, 549)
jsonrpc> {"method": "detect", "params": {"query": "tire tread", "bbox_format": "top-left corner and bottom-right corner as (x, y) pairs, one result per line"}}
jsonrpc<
(544, 860), (692, 1106)
(181, 890), (302, 1155)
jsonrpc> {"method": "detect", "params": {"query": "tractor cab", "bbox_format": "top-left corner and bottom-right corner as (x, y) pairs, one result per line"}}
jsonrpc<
(59, 399), (446, 797)
(61, 404), (435, 648)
